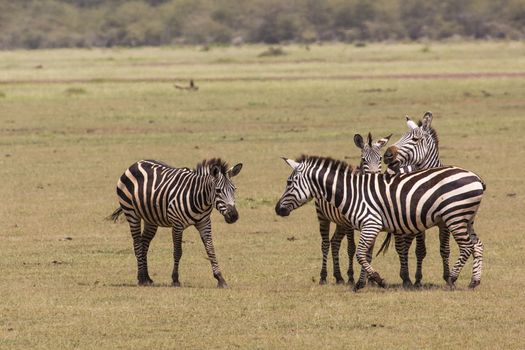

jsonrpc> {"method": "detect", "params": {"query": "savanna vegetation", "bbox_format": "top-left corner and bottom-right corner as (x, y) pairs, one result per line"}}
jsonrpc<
(1, 42), (524, 348)
(1, 0), (525, 49)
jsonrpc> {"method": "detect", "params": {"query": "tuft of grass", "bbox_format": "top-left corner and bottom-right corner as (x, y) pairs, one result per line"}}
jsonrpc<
(0, 90), (5, 98)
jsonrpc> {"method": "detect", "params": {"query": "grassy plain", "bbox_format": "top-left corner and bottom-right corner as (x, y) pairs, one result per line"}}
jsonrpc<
(1, 42), (524, 349)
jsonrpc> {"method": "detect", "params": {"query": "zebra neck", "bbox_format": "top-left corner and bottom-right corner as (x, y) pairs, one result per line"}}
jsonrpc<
(307, 164), (353, 213)
(421, 157), (444, 169)
(199, 175), (216, 208)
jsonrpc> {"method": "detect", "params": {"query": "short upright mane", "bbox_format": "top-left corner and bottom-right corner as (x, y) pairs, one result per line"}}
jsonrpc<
(417, 120), (439, 146)
(195, 158), (229, 175)
(297, 155), (354, 172)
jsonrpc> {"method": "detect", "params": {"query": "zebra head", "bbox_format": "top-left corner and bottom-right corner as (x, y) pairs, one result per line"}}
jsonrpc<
(354, 132), (392, 174)
(383, 111), (438, 170)
(210, 162), (243, 224)
(275, 158), (312, 217)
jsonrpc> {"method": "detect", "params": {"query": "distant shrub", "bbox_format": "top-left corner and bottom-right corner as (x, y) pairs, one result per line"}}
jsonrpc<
(64, 87), (87, 95)
(258, 46), (286, 57)
(0, 91), (6, 98)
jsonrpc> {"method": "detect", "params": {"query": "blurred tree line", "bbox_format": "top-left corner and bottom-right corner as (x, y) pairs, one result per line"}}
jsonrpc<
(1, 0), (524, 49)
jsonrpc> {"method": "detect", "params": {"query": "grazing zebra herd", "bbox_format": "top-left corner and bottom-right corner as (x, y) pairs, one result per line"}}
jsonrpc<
(110, 112), (485, 291)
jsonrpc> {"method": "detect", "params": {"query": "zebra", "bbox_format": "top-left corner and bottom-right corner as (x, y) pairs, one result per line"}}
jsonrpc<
(275, 155), (485, 291)
(110, 158), (242, 288)
(383, 111), (452, 284)
(319, 132), (427, 288)
(315, 132), (391, 286)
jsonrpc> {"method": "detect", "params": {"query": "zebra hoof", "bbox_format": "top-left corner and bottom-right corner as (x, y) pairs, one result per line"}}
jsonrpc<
(217, 282), (229, 289)
(335, 278), (345, 285)
(370, 272), (386, 288)
(446, 278), (456, 291)
(353, 277), (367, 291)
(319, 279), (328, 285)
(138, 278), (153, 286)
(172, 281), (181, 287)
(347, 278), (355, 287)
(414, 281), (422, 289)
(402, 280), (414, 289)
(442, 273), (450, 282)
(468, 280), (480, 289)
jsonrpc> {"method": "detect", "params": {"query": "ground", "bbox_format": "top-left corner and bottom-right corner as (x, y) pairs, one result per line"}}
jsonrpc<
(0, 42), (524, 349)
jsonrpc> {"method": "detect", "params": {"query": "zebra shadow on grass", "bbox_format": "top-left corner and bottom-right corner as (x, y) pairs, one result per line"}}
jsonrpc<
(106, 282), (219, 289)
(376, 282), (444, 291)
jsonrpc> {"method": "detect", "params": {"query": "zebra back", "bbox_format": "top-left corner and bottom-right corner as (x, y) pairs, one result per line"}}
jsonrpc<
(116, 159), (241, 227)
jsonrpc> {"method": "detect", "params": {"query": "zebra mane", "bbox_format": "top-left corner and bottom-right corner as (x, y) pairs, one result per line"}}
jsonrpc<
(296, 155), (355, 172)
(195, 158), (229, 175)
(417, 120), (439, 147)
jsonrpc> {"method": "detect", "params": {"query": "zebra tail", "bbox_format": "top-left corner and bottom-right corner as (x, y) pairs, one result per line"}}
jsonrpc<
(376, 232), (392, 257)
(107, 207), (123, 222)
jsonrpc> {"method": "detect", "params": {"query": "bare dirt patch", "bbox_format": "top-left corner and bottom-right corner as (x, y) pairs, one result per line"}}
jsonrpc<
(1, 72), (525, 85)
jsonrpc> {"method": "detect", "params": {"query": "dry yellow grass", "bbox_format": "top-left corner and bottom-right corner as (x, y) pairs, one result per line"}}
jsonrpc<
(1, 42), (524, 349)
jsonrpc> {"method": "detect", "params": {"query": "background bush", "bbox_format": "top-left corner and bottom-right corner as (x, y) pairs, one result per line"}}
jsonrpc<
(0, 0), (524, 49)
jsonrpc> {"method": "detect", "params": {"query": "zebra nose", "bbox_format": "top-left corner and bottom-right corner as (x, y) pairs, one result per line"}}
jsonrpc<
(384, 147), (396, 164)
(275, 201), (290, 217)
(224, 205), (238, 224)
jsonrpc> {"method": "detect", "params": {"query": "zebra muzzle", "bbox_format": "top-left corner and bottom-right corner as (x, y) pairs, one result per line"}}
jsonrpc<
(275, 202), (290, 217)
(223, 205), (238, 224)
(383, 146), (397, 164)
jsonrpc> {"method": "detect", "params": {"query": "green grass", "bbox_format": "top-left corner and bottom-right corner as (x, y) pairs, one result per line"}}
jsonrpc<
(1, 42), (524, 349)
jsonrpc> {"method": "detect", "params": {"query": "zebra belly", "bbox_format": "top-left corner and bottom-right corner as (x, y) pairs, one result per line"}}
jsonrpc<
(315, 200), (352, 227)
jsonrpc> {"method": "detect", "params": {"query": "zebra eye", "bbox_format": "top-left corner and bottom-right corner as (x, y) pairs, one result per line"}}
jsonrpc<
(215, 188), (221, 194)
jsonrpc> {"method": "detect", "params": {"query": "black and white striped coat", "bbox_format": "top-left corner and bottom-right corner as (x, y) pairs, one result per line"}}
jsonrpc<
(384, 111), (452, 284)
(313, 133), (391, 286)
(276, 155), (485, 291)
(110, 158), (242, 287)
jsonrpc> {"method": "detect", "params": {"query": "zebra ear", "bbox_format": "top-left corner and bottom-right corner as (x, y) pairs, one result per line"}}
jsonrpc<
(227, 163), (243, 177)
(375, 134), (392, 148)
(211, 165), (221, 178)
(367, 132), (373, 147)
(282, 157), (299, 170)
(354, 134), (364, 149)
(422, 111), (433, 130)
(406, 115), (418, 129)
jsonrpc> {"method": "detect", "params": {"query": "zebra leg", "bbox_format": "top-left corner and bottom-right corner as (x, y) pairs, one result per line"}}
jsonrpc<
(318, 218), (331, 285)
(468, 223), (484, 289)
(395, 234), (412, 288)
(125, 214), (149, 286)
(141, 223), (158, 285)
(345, 228), (356, 286)
(195, 219), (227, 288)
(414, 231), (427, 288)
(354, 227), (385, 291)
(171, 224), (184, 287)
(439, 225), (451, 282)
(447, 222), (474, 290)
(364, 242), (375, 287)
(330, 225), (346, 284)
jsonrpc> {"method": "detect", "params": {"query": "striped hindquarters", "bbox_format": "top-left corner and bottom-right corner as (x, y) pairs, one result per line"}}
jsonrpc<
(375, 166), (484, 234)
